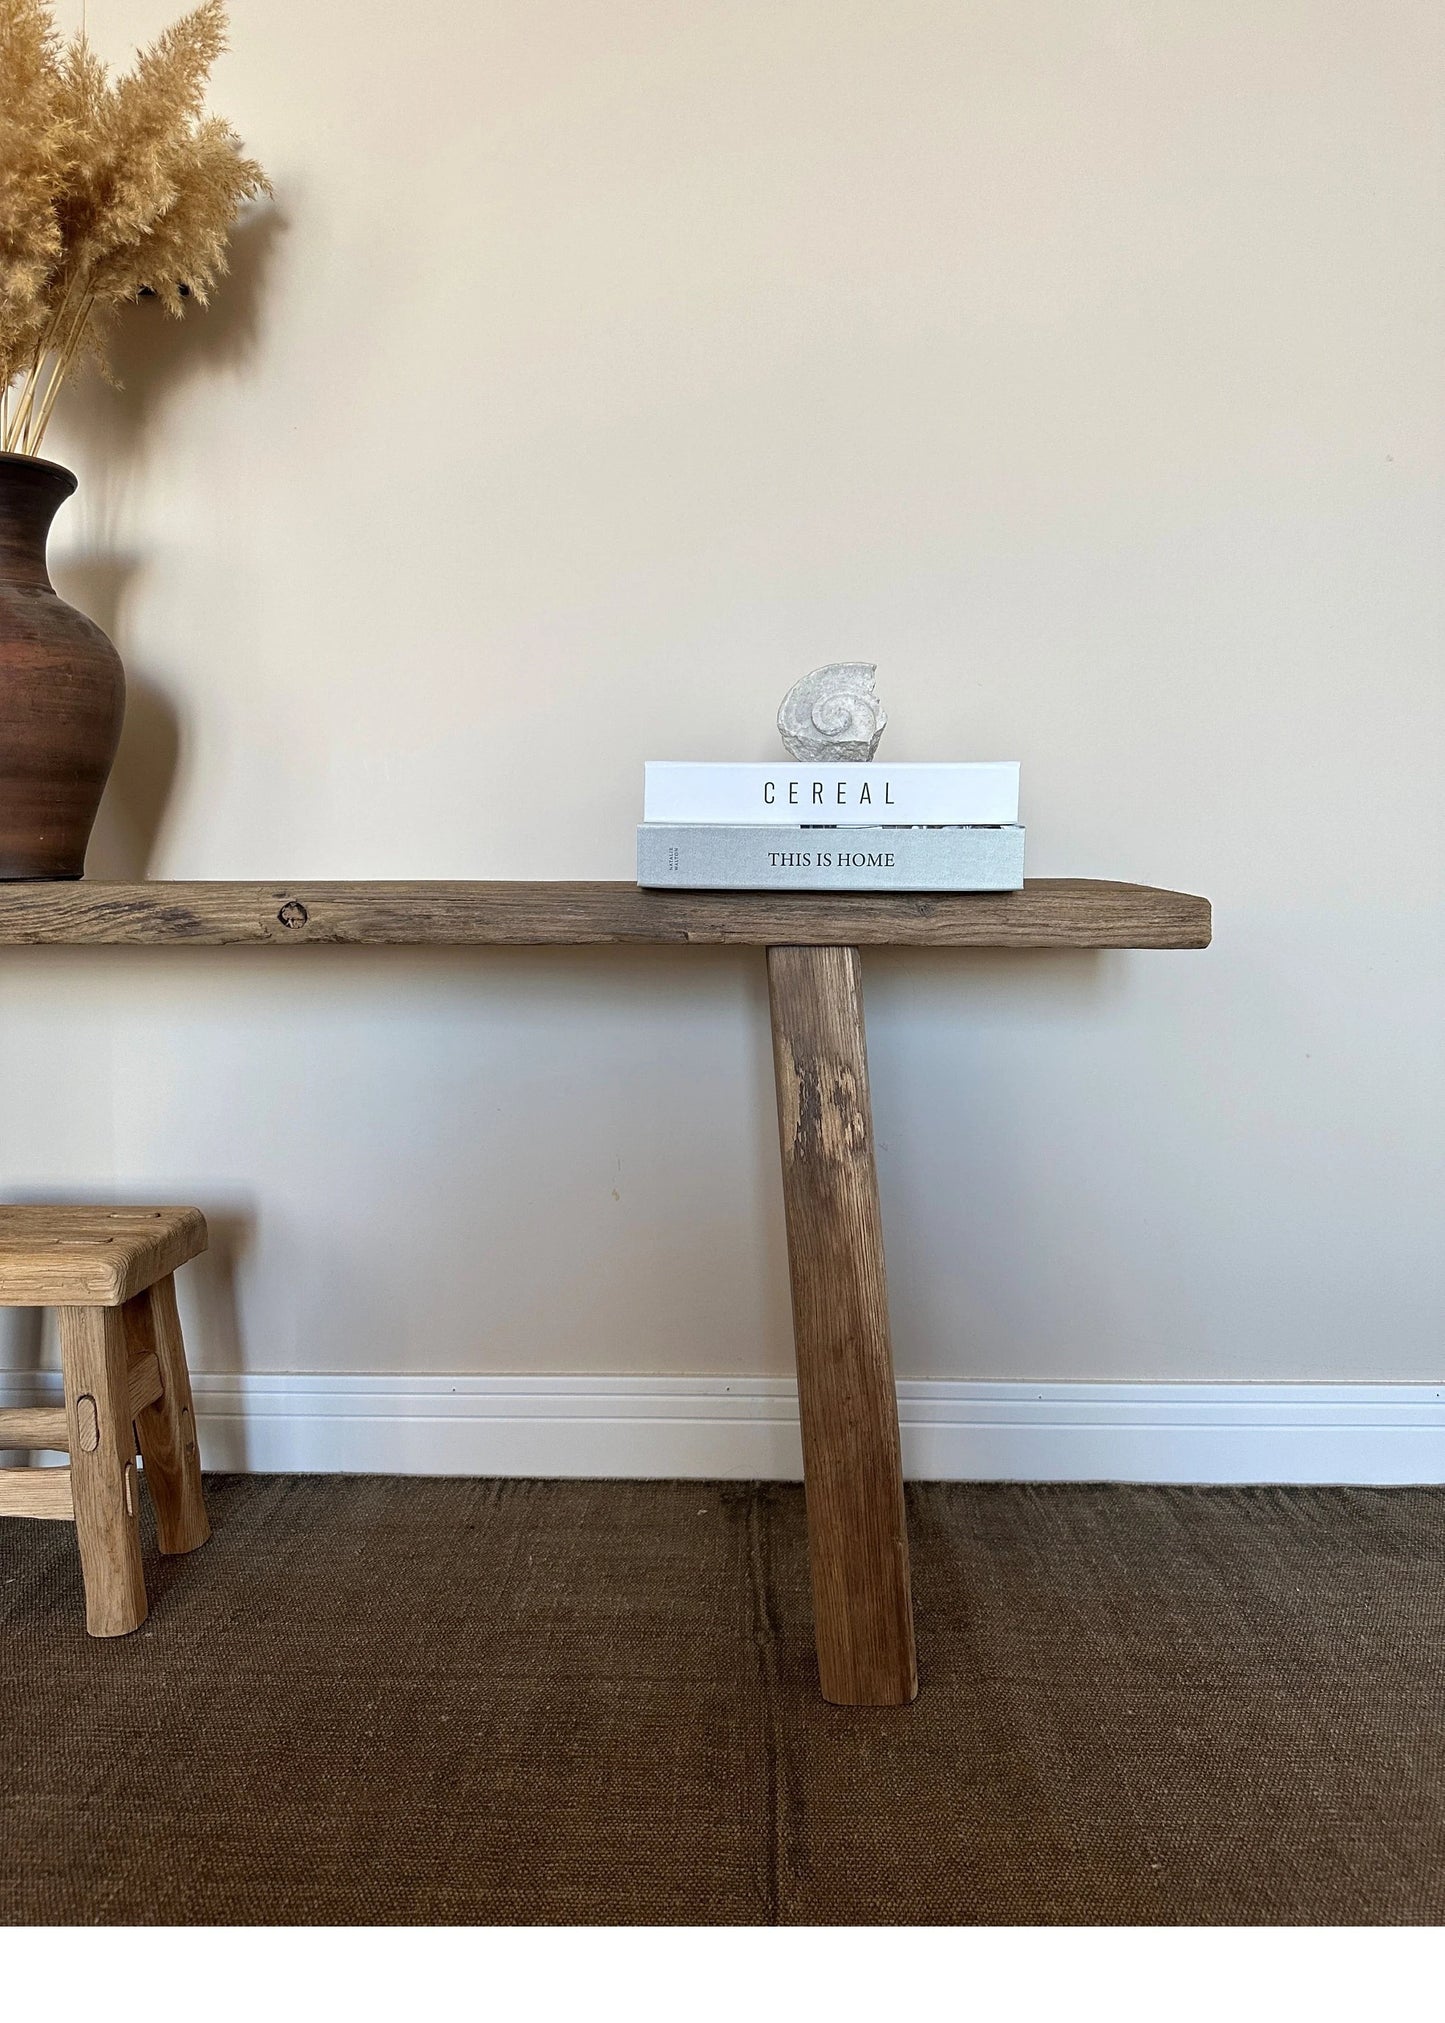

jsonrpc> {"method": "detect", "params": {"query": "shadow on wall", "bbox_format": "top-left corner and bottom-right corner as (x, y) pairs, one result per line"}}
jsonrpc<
(47, 207), (287, 878)
(60, 206), (285, 468)
(179, 1204), (254, 1464)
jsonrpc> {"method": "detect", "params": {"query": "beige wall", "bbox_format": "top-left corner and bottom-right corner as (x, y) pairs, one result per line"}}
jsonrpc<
(3, 0), (1441, 1383)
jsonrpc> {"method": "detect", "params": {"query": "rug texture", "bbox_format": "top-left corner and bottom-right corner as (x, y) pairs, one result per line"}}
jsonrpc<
(2, 1477), (1443, 1924)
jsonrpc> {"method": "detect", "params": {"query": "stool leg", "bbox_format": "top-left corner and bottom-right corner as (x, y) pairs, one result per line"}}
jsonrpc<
(59, 1305), (148, 1638)
(124, 1275), (210, 1556)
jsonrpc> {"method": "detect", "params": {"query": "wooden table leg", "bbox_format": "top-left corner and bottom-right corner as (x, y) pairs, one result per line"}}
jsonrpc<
(766, 943), (917, 1706)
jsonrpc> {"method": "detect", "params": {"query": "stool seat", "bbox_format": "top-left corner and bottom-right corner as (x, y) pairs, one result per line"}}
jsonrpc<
(0, 1205), (207, 1306)
(0, 1203), (210, 1635)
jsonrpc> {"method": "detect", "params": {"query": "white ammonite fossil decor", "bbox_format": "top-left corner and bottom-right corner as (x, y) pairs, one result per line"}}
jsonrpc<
(776, 662), (888, 762)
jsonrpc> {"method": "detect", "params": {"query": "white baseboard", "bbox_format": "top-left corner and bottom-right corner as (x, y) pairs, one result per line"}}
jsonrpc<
(5, 1373), (1444, 1484)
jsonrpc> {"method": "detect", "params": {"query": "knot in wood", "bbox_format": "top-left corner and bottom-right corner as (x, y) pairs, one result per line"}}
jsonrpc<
(277, 900), (309, 930)
(789, 1058), (867, 1165)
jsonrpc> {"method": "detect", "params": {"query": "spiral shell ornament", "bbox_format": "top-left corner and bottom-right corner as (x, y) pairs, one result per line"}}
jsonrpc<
(776, 662), (888, 762)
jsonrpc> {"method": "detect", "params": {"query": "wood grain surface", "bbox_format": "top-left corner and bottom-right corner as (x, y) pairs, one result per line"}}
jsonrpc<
(0, 1356), (156, 1454)
(124, 1274), (211, 1556)
(0, 1204), (207, 1306)
(768, 944), (917, 1706)
(59, 1304), (148, 1635)
(0, 1402), (68, 1451)
(0, 1466), (74, 1519)
(0, 878), (1211, 948)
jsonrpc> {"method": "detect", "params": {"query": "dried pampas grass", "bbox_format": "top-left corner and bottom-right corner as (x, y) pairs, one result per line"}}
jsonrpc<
(0, 0), (268, 456)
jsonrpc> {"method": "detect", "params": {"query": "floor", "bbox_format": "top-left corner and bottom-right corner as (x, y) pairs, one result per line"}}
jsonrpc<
(3, 1476), (1443, 1924)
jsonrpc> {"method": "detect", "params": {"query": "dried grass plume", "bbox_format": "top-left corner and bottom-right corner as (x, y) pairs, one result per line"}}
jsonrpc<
(0, 0), (269, 455)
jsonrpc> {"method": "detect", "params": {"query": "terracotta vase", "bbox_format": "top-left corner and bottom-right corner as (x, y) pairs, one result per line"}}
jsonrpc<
(0, 452), (125, 879)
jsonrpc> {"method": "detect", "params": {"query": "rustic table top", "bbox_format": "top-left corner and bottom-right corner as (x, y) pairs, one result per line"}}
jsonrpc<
(0, 878), (1211, 948)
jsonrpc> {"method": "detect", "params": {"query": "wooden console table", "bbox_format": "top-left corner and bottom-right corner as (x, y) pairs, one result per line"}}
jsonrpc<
(0, 878), (1210, 1705)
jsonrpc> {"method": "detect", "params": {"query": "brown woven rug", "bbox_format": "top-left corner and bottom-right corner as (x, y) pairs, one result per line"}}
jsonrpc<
(3, 1477), (1443, 1923)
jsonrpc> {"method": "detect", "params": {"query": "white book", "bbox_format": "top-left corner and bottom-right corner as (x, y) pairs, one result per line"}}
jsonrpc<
(643, 760), (1019, 827)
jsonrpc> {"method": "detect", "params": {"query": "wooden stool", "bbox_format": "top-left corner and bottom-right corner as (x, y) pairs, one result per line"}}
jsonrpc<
(0, 1206), (210, 1636)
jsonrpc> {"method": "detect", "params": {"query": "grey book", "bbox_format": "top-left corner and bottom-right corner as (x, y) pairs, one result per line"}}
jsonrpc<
(636, 824), (1025, 892)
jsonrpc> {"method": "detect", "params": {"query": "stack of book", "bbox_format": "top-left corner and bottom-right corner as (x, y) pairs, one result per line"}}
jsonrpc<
(637, 762), (1024, 891)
